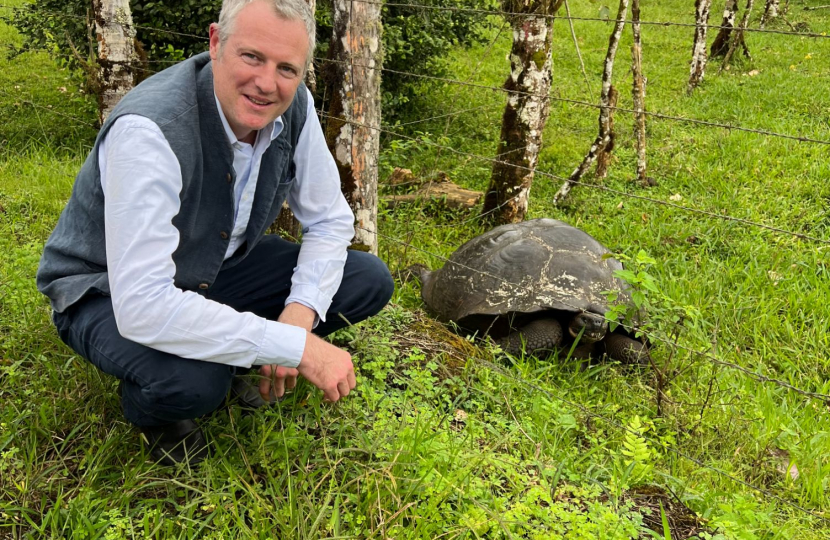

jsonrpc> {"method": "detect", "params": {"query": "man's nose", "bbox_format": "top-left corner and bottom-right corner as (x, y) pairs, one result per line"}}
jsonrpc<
(255, 69), (278, 95)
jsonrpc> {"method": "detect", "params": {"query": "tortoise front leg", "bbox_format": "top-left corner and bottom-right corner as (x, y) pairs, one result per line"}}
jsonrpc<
(602, 332), (651, 364)
(497, 318), (563, 356)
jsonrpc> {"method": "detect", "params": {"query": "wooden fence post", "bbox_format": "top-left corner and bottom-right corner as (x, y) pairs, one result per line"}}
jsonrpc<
(325, 0), (383, 254)
(92, 0), (136, 123)
(482, 0), (563, 224)
(688, 0), (713, 93)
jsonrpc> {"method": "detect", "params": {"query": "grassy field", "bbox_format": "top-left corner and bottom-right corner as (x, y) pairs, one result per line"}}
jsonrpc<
(2, 0), (830, 538)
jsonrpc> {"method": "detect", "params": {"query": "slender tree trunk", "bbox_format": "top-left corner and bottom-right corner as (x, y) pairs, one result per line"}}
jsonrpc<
(721, 0), (754, 70)
(688, 0), (713, 93)
(710, 0), (739, 57)
(594, 86), (618, 180)
(482, 0), (562, 224)
(760, 0), (779, 27)
(325, 0), (383, 253)
(92, 0), (136, 123)
(553, 0), (629, 205)
(631, 0), (648, 184)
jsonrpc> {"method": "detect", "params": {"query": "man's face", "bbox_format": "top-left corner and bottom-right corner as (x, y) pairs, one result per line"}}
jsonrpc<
(209, 1), (309, 144)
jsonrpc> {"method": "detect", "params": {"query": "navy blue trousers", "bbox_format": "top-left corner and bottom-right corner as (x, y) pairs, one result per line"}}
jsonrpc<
(53, 236), (394, 427)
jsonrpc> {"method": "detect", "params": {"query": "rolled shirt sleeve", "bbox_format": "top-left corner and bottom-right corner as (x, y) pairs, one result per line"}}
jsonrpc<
(100, 115), (308, 368)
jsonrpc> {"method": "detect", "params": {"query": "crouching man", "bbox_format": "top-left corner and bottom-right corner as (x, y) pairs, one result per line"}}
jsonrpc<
(36, 0), (393, 465)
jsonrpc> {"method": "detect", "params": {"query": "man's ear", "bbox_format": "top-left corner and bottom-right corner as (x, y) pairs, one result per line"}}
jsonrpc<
(208, 23), (221, 61)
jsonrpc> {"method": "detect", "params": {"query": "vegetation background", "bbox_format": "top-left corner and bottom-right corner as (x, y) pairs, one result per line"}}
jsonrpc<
(1, 0), (829, 538)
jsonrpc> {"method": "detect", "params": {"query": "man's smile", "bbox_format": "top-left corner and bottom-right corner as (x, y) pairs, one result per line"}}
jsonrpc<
(245, 95), (273, 107)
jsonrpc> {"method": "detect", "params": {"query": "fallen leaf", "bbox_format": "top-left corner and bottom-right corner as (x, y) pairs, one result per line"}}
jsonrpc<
(641, 213), (648, 223)
(669, 193), (683, 202)
(616, 201), (624, 209)
(747, 69), (760, 76)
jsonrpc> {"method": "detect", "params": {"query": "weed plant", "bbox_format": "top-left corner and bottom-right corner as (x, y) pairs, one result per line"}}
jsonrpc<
(1, 0), (830, 538)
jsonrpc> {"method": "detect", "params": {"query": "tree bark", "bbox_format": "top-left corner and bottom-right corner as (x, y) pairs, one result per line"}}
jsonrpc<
(594, 86), (618, 180)
(710, 0), (739, 57)
(92, 0), (136, 123)
(553, 0), (629, 205)
(688, 0), (713, 93)
(760, 0), (779, 27)
(631, 0), (647, 184)
(325, 0), (383, 254)
(721, 0), (754, 70)
(482, 0), (562, 224)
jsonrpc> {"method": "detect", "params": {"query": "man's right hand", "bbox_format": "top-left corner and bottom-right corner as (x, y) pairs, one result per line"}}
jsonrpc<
(297, 332), (356, 402)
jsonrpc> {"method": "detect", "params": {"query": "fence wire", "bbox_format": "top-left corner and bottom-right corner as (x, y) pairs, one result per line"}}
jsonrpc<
(376, 0), (830, 40)
(3, 3), (830, 526)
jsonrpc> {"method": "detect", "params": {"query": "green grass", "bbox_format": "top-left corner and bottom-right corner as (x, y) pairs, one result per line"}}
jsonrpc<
(2, 0), (830, 538)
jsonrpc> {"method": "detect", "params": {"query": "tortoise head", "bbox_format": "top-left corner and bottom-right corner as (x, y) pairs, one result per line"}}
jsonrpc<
(567, 311), (608, 344)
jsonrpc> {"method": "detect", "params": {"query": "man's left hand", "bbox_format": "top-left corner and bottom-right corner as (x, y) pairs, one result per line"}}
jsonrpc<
(258, 303), (318, 401)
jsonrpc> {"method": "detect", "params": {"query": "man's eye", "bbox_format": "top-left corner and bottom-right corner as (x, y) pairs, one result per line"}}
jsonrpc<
(280, 66), (298, 77)
(242, 53), (259, 61)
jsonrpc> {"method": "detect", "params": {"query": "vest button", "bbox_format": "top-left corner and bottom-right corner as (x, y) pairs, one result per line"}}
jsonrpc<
(220, 231), (228, 239)
(199, 283), (209, 290)
(226, 173), (232, 183)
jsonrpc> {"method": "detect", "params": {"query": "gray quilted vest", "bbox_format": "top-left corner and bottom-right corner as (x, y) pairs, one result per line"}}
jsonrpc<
(37, 52), (308, 313)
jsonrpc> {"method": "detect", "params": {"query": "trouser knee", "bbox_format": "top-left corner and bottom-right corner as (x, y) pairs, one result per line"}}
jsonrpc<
(317, 251), (394, 336)
(121, 362), (234, 427)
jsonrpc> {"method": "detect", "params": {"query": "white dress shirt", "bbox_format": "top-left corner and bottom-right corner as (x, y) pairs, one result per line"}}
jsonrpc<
(98, 86), (354, 369)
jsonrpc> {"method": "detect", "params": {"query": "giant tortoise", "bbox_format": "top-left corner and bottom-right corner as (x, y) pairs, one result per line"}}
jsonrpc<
(416, 218), (649, 363)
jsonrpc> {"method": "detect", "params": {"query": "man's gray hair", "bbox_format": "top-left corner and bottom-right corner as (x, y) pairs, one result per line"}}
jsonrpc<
(217, 0), (316, 70)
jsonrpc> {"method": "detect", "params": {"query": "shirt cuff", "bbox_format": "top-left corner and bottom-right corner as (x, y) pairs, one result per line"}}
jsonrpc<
(286, 284), (333, 323)
(253, 321), (307, 368)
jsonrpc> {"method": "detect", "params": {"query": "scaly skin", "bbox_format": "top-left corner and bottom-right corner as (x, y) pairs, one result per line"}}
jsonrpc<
(602, 332), (650, 364)
(497, 318), (563, 356)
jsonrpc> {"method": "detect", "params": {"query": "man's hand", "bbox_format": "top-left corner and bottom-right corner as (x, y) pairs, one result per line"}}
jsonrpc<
(257, 303), (316, 401)
(258, 364), (298, 401)
(296, 333), (356, 403)
(260, 302), (355, 403)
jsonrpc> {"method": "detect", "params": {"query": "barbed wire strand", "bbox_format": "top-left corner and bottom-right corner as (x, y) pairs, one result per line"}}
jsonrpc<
(3, 63), (829, 524)
(318, 110), (830, 247)
(358, 223), (830, 403)
(4, 0), (829, 41)
(473, 356), (830, 523)
(4, 80), (827, 404)
(375, 0), (830, 40)
(317, 56), (830, 147)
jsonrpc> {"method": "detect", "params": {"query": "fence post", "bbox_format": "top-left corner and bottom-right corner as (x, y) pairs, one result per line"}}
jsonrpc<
(482, 0), (562, 225)
(325, 0), (383, 254)
(688, 0), (713, 93)
(92, 0), (136, 123)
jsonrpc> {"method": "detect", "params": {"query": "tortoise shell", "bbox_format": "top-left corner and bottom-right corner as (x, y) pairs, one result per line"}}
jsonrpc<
(421, 219), (631, 335)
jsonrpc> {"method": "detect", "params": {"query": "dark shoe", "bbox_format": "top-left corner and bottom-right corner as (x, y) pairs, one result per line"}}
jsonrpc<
(229, 374), (286, 410)
(139, 420), (209, 466)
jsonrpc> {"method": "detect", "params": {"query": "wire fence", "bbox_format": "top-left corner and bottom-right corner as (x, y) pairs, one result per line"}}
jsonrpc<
(2, 0), (829, 526)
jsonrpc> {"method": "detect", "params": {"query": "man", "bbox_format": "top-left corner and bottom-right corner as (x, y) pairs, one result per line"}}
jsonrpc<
(36, 0), (394, 465)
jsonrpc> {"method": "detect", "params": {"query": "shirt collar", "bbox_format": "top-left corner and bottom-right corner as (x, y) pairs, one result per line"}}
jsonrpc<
(213, 93), (284, 146)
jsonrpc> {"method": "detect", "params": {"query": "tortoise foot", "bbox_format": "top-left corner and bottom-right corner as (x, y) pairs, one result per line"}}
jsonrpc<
(497, 318), (563, 357)
(602, 333), (650, 364)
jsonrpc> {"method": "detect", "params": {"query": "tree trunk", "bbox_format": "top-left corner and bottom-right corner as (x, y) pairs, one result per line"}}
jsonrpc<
(688, 0), (713, 93)
(710, 0), (739, 57)
(92, 0), (136, 123)
(721, 0), (754, 70)
(631, 0), (647, 184)
(482, 0), (561, 224)
(553, 0), (629, 205)
(760, 0), (779, 27)
(325, 0), (383, 254)
(594, 86), (618, 180)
